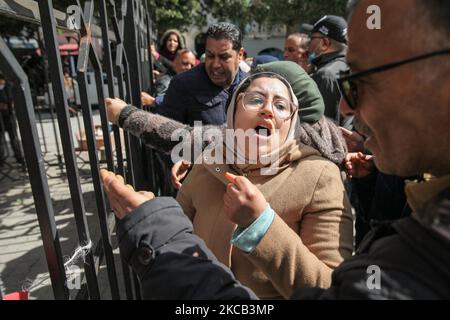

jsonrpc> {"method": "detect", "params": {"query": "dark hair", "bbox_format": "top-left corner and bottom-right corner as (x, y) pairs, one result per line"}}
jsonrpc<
(206, 22), (242, 51)
(164, 32), (179, 45)
(159, 30), (185, 52)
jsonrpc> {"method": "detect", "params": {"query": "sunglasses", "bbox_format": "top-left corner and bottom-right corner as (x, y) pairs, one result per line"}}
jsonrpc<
(337, 48), (450, 109)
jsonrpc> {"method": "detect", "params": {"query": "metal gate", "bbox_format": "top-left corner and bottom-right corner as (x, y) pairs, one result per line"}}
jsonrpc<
(0, 0), (158, 299)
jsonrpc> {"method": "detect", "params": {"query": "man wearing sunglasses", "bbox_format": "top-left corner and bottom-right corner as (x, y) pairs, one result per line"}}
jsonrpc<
(327, 0), (450, 298)
(101, 0), (450, 300)
(307, 15), (354, 129)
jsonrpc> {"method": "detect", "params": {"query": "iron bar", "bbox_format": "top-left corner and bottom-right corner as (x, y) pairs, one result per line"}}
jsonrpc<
(75, 0), (120, 300)
(0, 36), (69, 299)
(38, 0), (101, 300)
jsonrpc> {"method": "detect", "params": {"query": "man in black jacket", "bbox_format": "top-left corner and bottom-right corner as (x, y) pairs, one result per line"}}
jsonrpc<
(152, 22), (247, 127)
(308, 15), (353, 129)
(101, 0), (450, 299)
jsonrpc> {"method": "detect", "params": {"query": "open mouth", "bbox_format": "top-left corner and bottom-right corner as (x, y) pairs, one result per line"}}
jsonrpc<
(254, 125), (271, 137)
(211, 70), (225, 78)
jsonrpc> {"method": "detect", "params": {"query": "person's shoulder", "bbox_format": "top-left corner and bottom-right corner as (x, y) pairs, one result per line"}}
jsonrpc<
(295, 147), (340, 175)
(320, 57), (348, 76)
(336, 224), (449, 298)
(288, 150), (342, 193)
(294, 216), (450, 299)
(238, 68), (249, 79)
(173, 63), (207, 83)
(168, 64), (211, 95)
(157, 73), (173, 84)
(315, 65), (338, 78)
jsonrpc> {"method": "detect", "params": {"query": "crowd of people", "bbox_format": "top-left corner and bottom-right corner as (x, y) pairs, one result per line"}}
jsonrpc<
(0, 75), (24, 168)
(0, 0), (445, 301)
(100, 0), (449, 300)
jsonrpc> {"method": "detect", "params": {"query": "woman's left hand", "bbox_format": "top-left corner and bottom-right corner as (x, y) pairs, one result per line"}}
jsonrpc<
(105, 97), (128, 124)
(223, 172), (267, 228)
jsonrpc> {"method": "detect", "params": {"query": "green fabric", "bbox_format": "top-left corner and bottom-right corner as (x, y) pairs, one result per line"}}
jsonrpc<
(255, 61), (325, 123)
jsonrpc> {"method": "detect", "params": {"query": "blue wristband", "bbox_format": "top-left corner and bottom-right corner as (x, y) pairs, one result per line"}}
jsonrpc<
(230, 204), (275, 254)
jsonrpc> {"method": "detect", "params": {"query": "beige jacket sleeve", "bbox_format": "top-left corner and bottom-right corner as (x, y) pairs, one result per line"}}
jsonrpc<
(245, 162), (354, 299)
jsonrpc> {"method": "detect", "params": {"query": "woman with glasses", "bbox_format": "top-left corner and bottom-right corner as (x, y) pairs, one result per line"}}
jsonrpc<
(106, 70), (353, 299)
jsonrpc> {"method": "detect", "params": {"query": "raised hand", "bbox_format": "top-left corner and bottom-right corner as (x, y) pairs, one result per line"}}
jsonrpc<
(171, 160), (192, 190)
(344, 152), (375, 178)
(340, 127), (365, 153)
(223, 172), (267, 228)
(100, 169), (154, 219)
(105, 97), (128, 124)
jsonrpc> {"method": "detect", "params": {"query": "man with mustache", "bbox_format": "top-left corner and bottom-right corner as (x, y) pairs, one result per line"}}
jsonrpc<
(149, 22), (246, 126)
(101, 0), (450, 299)
(307, 15), (353, 129)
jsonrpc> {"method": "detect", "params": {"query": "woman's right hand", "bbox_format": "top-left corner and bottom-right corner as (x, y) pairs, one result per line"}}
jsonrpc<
(223, 172), (267, 228)
(105, 97), (128, 124)
(171, 160), (192, 190)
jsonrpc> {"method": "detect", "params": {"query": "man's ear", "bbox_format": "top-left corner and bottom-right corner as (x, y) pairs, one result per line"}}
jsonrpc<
(322, 37), (332, 50)
(238, 47), (245, 61)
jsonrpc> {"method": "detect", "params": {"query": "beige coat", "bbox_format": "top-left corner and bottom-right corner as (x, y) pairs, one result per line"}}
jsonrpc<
(176, 139), (354, 299)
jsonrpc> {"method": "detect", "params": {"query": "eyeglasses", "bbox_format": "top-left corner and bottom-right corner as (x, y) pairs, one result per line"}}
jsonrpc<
(239, 92), (295, 121)
(337, 48), (450, 109)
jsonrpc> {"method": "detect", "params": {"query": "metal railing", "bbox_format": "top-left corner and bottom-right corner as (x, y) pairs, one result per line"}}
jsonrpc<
(0, 0), (157, 299)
